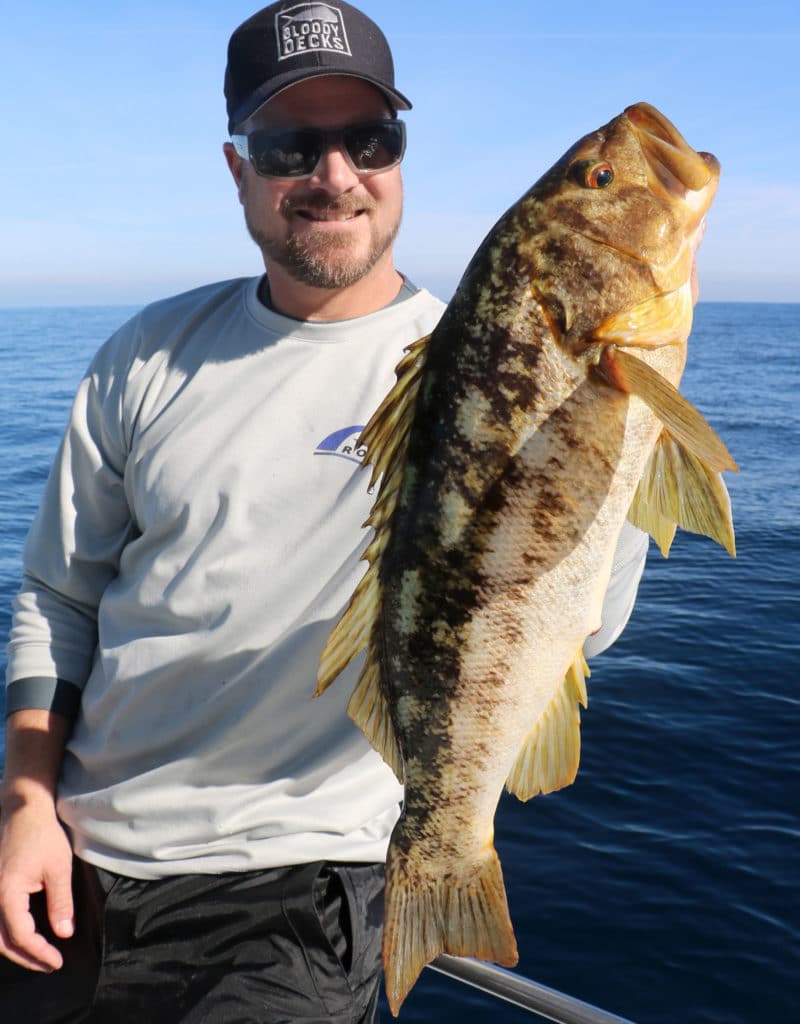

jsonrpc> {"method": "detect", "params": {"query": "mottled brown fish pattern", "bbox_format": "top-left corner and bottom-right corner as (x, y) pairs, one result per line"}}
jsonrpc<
(316, 102), (737, 1015)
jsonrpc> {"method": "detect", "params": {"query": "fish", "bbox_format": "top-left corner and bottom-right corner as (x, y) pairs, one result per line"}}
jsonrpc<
(279, 6), (341, 26)
(315, 101), (737, 1016)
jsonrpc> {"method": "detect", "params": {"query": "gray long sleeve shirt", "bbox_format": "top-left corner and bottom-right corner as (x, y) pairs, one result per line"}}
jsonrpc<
(5, 277), (647, 878)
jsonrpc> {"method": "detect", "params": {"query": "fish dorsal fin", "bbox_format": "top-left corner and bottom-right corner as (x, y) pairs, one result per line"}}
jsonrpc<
(345, 656), (404, 781)
(359, 334), (431, 492)
(599, 347), (738, 474)
(315, 334), (432, 781)
(628, 430), (736, 557)
(505, 649), (589, 801)
(594, 285), (693, 348)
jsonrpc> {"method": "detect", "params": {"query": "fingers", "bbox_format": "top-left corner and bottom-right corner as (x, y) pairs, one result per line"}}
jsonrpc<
(691, 256), (700, 306)
(0, 852), (74, 971)
(45, 866), (75, 941)
(0, 887), (64, 972)
(0, 802), (76, 973)
(690, 217), (707, 306)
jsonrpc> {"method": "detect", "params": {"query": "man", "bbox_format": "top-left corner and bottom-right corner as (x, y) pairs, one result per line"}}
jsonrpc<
(0, 3), (648, 1021)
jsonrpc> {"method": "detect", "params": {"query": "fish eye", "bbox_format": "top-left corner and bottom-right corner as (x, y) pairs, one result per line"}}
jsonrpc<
(570, 161), (615, 189)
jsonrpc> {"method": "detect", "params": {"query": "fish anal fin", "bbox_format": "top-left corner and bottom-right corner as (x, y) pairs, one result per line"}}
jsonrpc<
(628, 430), (736, 557)
(382, 840), (518, 1017)
(597, 347), (738, 474)
(505, 650), (589, 801)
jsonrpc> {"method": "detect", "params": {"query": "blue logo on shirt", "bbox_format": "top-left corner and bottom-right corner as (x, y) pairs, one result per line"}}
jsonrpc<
(314, 425), (366, 463)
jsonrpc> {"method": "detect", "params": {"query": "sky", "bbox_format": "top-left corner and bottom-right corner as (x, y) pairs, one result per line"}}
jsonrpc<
(0, 0), (798, 307)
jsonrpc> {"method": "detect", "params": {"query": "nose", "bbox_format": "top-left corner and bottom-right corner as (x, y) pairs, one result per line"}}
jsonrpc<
(307, 143), (361, 195)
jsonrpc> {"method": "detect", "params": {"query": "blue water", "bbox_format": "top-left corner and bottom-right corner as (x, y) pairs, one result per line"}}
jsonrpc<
(1, 303), (797, 1023)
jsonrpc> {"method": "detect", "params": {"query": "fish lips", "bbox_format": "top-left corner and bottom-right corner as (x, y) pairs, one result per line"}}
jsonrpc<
(626, 102), (720, 198)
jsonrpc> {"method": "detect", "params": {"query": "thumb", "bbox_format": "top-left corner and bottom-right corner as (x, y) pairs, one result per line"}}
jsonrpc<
(44, 867), (75, 940)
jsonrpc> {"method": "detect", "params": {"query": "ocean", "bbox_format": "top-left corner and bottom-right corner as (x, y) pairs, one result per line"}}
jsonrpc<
(0, 302), (797, 1023)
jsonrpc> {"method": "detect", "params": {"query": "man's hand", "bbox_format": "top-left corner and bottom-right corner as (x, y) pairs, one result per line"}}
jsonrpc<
(0, 795), (75, 971)
(0, 707), (74, 971)
(691, 218), (708, 306)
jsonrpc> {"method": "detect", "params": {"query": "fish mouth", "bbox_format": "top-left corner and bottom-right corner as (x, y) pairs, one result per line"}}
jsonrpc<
(625, 102), (720, 196)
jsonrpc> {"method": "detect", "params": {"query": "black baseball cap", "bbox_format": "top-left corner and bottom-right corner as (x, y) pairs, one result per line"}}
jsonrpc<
(225, 1), (412, 133)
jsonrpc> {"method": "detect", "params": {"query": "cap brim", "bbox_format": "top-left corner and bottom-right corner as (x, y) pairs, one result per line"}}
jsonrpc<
(228, 69), (412, 132)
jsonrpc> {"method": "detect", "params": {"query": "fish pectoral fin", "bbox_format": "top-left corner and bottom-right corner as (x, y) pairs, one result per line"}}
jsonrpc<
(505, 650), (589, 801)
(601, 347), (738, 558)
(593, 284), (693, 348)
(382, 839), (518, 1017)
(628, 430), (736, 557)
(597, 347), (738, 474)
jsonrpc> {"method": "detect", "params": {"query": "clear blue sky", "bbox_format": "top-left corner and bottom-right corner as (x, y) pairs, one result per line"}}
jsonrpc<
(1, 0), (798, 306)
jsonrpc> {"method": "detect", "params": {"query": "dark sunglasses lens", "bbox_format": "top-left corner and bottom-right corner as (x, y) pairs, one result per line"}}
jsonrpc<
(245, 121), (405, 178)
(345, 122), (405, 171)
(250, 129), (321, 178)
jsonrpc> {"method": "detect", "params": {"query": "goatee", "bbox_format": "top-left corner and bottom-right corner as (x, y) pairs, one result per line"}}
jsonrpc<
(245, 192), (401, 290)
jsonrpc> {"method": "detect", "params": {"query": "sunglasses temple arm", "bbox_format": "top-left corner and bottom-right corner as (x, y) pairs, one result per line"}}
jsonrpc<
(230, 135), (249, 160)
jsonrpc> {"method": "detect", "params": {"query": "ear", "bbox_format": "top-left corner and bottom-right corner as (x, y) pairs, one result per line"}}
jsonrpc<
(223, 142), (245, 203)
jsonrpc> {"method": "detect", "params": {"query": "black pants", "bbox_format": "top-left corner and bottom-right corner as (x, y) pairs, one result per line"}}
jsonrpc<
(0, 857), (385, 1023)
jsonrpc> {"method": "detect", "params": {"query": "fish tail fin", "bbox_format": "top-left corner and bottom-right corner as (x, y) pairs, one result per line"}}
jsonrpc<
(382, 838), (518, 1016)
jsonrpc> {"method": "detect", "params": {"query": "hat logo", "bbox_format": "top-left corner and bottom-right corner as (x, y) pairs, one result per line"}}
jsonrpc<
(276, 3), (352, 61)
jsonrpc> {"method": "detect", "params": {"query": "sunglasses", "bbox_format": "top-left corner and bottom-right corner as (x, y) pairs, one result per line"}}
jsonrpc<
(230, 119), (406, 180)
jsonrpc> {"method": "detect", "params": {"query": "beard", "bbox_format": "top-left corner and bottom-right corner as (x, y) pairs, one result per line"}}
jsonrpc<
(244, 190), (401, 290)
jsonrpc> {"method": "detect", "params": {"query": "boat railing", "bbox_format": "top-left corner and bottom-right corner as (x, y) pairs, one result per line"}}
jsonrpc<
(427, 955), (637, 1024)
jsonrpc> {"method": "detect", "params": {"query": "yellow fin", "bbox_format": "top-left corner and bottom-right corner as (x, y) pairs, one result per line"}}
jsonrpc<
(599, 347), (738, 474)
(629, 430), (736, 557)
(594, 285), (693, 348)
(628, 485), (677, 558)
(505, 650), (589, 801)
(359, 334), (431, 491)
(316, 335), (432, 776)
(382, 839), (518, 1017)
(346, 658), (404, 782)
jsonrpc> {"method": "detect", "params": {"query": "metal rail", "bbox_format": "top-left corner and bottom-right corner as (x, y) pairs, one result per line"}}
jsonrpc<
(427, 955), (638, 1024)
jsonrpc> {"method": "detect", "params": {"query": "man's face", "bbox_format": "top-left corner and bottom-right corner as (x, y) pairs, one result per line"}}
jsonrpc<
(231, 76), (403, 290)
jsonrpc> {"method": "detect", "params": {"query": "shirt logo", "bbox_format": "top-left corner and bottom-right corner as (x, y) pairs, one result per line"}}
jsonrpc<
(314, 425), (366, 464)
(276, 3), (351, 61)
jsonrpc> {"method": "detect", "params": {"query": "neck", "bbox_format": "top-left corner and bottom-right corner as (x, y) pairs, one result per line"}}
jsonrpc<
(261, 255), (404, 321)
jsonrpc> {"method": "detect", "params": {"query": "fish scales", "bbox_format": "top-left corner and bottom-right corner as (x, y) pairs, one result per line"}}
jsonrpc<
(316, 102), (737, 1015)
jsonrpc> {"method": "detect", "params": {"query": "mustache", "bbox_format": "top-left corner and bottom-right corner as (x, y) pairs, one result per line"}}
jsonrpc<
(281, 193), (377, 217)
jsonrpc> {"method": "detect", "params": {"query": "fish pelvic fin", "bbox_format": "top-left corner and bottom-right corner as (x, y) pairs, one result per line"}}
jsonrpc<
(382, 838), (519, 1017)
(505, 649), (589, 800)
(597, 347), (738, 474)
(628, 429), (736, 557)
(315, 335), (432, 779)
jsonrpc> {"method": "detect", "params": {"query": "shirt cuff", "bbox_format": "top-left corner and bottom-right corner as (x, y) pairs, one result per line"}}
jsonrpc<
(5, 677), (82, 720)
